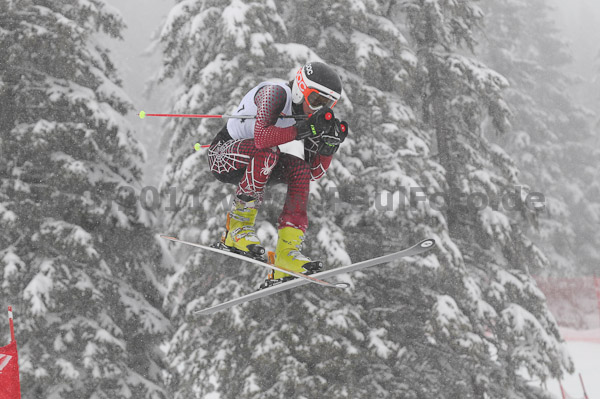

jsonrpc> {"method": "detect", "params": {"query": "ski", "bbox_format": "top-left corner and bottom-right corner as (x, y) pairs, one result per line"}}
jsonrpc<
(193, 238), (436, 316)
(160, 235), (349, 289)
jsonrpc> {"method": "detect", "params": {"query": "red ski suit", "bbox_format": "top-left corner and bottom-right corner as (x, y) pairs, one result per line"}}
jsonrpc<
(208, 84), (333, 232)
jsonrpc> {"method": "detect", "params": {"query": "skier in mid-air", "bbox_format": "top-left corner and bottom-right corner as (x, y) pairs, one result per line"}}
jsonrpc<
(207, 61), (348, 288)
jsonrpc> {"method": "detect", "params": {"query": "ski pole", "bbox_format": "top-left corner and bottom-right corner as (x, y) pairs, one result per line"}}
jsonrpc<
(137, 110), (310, 151)
(137, 111), (307, 120)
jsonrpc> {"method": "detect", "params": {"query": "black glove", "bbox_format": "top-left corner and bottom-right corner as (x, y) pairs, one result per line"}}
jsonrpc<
(318, 119), (348, 156)
(295, 107), (335, 140)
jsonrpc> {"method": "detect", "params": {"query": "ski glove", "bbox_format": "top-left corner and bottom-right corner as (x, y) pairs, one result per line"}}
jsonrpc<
(295, 107), (335, 140)
(318, 119), (348, 156)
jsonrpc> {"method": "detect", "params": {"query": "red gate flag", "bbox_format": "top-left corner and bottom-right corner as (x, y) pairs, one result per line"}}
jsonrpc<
(0, 306), (21, 399)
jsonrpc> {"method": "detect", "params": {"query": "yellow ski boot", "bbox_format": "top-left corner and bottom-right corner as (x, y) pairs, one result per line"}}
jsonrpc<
(260, 227), (323, 288)
(221, 198), (265, 258)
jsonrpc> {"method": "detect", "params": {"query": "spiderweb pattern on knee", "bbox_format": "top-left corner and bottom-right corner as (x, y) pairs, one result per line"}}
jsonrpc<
(208, 140), (251, 174)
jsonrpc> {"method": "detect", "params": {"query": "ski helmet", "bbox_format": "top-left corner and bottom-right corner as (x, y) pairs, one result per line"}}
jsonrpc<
(291, 62), (342, 110)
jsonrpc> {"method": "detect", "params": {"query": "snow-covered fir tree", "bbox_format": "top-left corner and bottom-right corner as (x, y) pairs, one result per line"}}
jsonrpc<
(348, 0), (571, 397)
(478, 0), (600, 276)
(0, 1), (169, 397)
(160, 0), (571, 398)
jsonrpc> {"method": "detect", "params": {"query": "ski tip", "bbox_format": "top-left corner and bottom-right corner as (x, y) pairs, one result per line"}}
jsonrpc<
(194, 309), (216, 316)
(419, 238), (435, 249)
(160, 235), (178, 241)
(138, 110), (146, 119)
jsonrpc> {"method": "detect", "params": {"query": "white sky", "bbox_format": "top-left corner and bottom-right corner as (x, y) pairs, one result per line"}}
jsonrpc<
(103, 0), (170, 105)
(103, 0), (172, 185)
(551, 0), (600, 74)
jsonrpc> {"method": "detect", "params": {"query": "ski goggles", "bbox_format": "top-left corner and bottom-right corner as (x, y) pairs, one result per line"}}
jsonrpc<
(306, 90), (339, 110)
